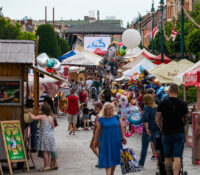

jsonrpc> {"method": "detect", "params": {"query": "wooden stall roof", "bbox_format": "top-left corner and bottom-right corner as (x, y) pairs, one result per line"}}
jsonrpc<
(0, 40), (35, 64)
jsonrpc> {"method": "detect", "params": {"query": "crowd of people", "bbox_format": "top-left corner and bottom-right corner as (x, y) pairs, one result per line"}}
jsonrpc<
(26, 57), (198, 175)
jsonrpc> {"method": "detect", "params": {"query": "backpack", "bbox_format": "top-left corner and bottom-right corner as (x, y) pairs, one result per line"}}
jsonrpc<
(91, 87), (96, 95)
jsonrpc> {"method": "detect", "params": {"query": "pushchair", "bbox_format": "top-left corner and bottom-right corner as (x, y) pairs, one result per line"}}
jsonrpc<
(76, 108), (96, 130)
(155, 133), (188, 175)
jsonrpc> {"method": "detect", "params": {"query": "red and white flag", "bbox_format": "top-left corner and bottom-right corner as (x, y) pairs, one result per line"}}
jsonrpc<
(171, 27), (178, 41)
(152, 26), (159, 39)
(144, 30), (150, 38)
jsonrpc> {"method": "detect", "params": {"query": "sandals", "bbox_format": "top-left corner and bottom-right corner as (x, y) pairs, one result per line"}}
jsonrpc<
(69, 131), (72, 135)
(50, 166), (58, 170)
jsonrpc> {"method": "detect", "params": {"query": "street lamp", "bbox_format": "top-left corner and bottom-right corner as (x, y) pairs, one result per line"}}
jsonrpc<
(160, 0), (164, 63)
(138, 13), (143, 48)
(151, 0), (155, 54)
(181, 0), (184, 59)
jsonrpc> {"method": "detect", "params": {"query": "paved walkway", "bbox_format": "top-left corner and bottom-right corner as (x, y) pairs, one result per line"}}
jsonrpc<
(12, 115), (200, 175)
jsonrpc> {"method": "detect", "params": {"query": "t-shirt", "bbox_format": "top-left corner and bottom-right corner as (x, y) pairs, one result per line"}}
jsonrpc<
(83, 107), (89, 115)
(67, 95), (79, 115)
(86, 79), (93, 89)
(93, 81), (100, 91)
(79, 92), (87, 103)
(157, 97), (188, 135)
(143, 106), (159, 132)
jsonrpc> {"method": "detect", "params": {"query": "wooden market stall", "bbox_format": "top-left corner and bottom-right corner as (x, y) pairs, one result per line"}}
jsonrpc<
(0, 40), (63, 174)
(0, 40), (35, 124)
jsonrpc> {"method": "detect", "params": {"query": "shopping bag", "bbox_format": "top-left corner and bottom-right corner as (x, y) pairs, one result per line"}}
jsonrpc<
(120, 148), (141, 174)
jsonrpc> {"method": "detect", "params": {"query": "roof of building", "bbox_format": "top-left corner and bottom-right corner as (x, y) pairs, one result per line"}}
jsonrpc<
(64, 21), (126, 34)
(0, 40), (35, 64)
(48, 19), (123, 26)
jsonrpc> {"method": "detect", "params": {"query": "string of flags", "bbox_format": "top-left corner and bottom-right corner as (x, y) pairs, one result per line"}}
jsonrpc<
(144, 25), (179, 42)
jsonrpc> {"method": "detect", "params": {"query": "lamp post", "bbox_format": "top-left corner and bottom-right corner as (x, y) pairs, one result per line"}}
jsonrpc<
(181, 0), (184, 59)
(160, 0), (164, 63)
(138, 13), (143, 48)
(151, 0), (155, 54)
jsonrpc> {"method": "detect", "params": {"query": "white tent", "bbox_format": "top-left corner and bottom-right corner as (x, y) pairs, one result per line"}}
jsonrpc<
(173, 60), (200, 85)
(124, 47), (142, 59)
(116, 57), (156, 81)
(62, 46), (102, 66)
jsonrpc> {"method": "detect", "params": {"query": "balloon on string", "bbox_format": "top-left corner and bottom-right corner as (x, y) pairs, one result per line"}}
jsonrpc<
(122, 29), (141, 49)
(47, 59), (55, 69)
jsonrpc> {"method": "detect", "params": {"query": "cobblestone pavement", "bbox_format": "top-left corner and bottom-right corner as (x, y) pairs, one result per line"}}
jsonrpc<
(10, 114), (199, 175)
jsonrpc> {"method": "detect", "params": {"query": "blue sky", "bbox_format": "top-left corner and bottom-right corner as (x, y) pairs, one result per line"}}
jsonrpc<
(1, 0), (164, 26)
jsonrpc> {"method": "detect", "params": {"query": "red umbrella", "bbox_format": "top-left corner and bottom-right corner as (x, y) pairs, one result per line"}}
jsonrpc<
(93, 47), (108, 56)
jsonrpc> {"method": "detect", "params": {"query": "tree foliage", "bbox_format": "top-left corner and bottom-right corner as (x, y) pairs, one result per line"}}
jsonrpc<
(36, 24), (59, 58)
(58, 37), (70, 56)
(147, 2), (200, 60)
(0, 17), (36, 41)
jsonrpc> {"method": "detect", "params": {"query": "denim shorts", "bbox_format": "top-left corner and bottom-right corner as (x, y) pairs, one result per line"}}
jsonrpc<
(162, 133), (185, 158)
(83, 114), (89, 119)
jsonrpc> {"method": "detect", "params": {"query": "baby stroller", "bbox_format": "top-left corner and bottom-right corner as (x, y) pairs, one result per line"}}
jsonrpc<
(155, 133), (188, 175)
(76, 108), (96, 130)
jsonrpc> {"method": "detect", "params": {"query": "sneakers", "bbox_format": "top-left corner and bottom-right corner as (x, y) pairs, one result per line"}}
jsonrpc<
(151, 154), (158, 160)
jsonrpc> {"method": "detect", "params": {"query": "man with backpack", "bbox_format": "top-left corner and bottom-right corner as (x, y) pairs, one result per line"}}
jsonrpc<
(91, 85), (97, 101)
(155, 84), (188, 175)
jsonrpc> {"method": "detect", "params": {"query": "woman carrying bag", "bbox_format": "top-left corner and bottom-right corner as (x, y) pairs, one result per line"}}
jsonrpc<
(91, 102), (127, 175)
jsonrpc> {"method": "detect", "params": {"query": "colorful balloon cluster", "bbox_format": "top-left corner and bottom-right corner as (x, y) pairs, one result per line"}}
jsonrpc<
(124, 66), (161, 91)
(107, 41), (126, 57)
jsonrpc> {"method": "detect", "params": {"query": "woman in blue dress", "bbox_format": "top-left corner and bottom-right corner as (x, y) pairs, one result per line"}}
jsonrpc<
(92, 102), (127, 175)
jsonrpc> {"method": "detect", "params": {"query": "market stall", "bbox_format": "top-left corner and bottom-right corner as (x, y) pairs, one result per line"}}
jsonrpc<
(150, 59), (194, 84)
(184, 66), (200, 165)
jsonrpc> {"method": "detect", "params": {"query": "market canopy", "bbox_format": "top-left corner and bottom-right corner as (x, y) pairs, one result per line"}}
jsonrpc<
(122, 49), (157, 70)
(62, 46), (102, 66)
(173, 60), (200, 85)
(93, 47), (108, 56)
(116, 57), (156, 81)
(142, 52), (171, 65)
(58, 50), (77, 62)
(184, 66), (200, 88)
(150, 59), (194, 84)
(123, 47), (142, 59)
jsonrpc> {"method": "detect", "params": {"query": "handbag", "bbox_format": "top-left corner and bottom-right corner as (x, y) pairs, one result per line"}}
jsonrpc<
(120, 148), (141, 174)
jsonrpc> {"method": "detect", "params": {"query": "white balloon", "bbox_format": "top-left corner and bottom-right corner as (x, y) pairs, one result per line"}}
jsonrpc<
(122, 29), (141, 49)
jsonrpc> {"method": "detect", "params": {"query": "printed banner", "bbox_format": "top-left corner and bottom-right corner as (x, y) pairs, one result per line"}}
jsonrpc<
(84, 37), (111, 52)
(2, 122), (25, 160)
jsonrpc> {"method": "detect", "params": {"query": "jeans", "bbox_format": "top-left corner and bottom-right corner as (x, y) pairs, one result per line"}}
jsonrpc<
(139, 129), (160, 166)
(30, 120), (38, 149)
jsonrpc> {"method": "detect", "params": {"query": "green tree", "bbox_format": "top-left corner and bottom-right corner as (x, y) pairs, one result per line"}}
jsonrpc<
(0, 18), (21, 39)
(17, 31), (36, 41)
(58, 37), (70, 56)
(36, 24), (59, 58)
(185, 28), (200, 59)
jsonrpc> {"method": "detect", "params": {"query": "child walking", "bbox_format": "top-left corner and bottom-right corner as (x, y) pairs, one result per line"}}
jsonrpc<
(29, 104), (56, 171)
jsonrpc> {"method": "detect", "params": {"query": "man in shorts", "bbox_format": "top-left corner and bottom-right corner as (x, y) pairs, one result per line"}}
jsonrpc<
(67, 90), (79, 135)
(156, 84), (188, 175)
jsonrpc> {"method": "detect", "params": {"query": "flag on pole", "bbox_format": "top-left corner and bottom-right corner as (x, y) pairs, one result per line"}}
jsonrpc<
(152, 26), (159, 39)
(144, 30), (150, 38)
(171, 27), (178, 41)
